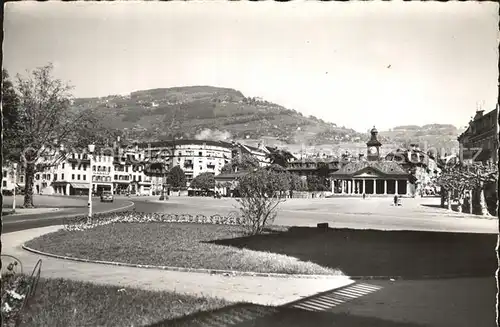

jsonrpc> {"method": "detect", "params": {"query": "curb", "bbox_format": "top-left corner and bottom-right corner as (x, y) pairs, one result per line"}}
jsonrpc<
(21, 245), (345, 280)
(21, 244), (492, 281)
(3, 201), (135, 225)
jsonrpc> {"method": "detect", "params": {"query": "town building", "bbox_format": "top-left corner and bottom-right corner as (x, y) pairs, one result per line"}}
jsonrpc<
(287, 157), (340, 178)
(2, 164), (24, 194)
(457, 107), (498, 165)
(330, 127), (412, 196)
(385, 144), (441, 196)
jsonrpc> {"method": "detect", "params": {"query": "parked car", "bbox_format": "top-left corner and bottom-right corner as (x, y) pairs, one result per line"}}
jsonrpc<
(100, 191), (114, 203)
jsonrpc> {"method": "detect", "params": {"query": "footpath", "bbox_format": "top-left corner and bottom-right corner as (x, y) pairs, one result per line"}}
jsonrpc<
(2, 226), (354, 306)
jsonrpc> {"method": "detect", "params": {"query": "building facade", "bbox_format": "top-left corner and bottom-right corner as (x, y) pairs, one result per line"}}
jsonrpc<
(5, 138), (271, 197)
(457, 107), (498, 165)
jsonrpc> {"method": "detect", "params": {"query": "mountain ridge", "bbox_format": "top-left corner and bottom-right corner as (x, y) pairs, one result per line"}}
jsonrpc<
(72, 85), (460, 152)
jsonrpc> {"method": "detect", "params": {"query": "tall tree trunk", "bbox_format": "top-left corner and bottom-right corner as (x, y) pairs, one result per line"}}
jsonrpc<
(468, 190), (473, 214)
(457, 191), (463, 213)
(440, 190), (446, 208)
(23, 162), (36, 208)
(446, 190), (452, 211)
(479, 182), (491, 216)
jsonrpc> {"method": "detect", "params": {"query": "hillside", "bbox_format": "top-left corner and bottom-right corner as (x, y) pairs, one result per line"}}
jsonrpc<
(72, 86), (365, 145)
(378, 124), (461, 154)
(72, 86), (460, 152)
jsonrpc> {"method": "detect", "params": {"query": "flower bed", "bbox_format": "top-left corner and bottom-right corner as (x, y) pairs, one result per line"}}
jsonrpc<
(63, 210), (243, 232)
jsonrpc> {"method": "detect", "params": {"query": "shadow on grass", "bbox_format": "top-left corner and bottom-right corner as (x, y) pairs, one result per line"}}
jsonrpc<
(208, 227), (496, 279)
(149, 300), (426, 327)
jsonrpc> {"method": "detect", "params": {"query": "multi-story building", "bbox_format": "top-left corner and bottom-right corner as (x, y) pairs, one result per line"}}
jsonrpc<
(3, 138), (272, 197)
(139, 139), (270, 189)
(458, 107), (498, 165)
(287, 157), (340, 178)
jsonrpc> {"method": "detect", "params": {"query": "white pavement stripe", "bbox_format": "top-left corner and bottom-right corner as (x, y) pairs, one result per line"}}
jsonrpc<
(332, 291), (361, 298)
(304, 298), (338, 309)
(291, 305), (317, 312)
(316, 296), (346, 305)
(292, 302), (322, 311)
(353, 283), (382, 291)
(335, 289), (370, 297)
(336, 287), (373, 295)
(301, 299), (334, 310)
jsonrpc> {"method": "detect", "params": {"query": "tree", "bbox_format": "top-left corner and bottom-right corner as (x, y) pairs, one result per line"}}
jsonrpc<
(307, 175), (328, 192)
(2, 69), (21, 163)
(468, 162), (498, 216)
(287, 173), (307, 197)
(316, 161), (331, 189)
(4, 64), (106, 208)
(167, 166), (187, 189)
(236, 168), (287, 235)
(435, 161), (497, 215)
(190, 172), (215, 192)
(221, 153), (259, 173)
(266, 147), (294, 168)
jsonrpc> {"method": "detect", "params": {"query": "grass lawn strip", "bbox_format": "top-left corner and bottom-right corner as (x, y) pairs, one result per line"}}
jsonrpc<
(24, 223), (340, 276)
(5, 275), (230, 327)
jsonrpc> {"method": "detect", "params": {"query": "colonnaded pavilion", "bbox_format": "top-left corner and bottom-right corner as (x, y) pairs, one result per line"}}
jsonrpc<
(330, 127), (412, 196)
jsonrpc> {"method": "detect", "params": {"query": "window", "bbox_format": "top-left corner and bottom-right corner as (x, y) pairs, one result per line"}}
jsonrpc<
(72, 174), (75, 180)
(108, 167), (111, 172)
(77, 174), (81, 180)
(139, 176), (142, 182)
(54, 174), (57, 181)
(83, 175), (86, 181)
(133, 175), (136, 181)
(3, 171), (7, 178)
(198, 152), (203, 156)
(20, 176), (24, 183)
(114, 175), (118, 180)
(78, 165), (81, 170)
(72, 164), (76, 170)
(62, 163), (65, 169)
(2, 181), (6, 187)
(83, 164), (87, 171)
(61, 174), (64, 180)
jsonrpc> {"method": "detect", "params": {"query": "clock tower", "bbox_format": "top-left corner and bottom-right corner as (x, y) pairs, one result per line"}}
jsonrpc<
(366, 126), (382, 161)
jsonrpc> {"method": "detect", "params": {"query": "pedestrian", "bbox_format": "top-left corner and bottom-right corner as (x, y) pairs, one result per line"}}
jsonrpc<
(362, 193), (366, 199)
(394, 195), (398, 206)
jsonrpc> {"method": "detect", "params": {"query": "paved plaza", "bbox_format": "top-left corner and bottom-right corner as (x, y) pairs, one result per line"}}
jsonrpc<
(134, 195), (498, 234)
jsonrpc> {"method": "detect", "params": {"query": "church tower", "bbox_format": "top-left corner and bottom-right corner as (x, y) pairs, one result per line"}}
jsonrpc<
(366, 126), (382, 161)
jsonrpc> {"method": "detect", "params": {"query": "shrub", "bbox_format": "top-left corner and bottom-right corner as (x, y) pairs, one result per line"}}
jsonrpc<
(236, 168), (287, 235)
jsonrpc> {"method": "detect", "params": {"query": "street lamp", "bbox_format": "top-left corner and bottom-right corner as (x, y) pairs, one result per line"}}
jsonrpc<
(88, 144), (95, 222)
(12, 163), (18, 214)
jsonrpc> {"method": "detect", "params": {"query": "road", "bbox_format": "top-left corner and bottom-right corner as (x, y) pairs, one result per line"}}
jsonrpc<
(132, 196), (498, 234)
(2, 197), (134, 233)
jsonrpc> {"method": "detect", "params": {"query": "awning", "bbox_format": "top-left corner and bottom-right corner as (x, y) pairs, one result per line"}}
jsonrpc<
(71, 183), (89, 189)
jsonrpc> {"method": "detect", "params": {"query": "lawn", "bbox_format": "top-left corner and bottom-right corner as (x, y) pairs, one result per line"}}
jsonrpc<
(25, 221), (496, 279)
(25, 223), (340, 276)
(212, 226), (497, 278)
(2, 275), (230, 327)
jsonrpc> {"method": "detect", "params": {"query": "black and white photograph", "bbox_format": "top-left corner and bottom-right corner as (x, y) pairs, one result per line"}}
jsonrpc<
(1, 1), (499, 326)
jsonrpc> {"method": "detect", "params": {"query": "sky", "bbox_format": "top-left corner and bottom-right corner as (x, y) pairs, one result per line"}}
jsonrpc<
(4, 1), (499, 133)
